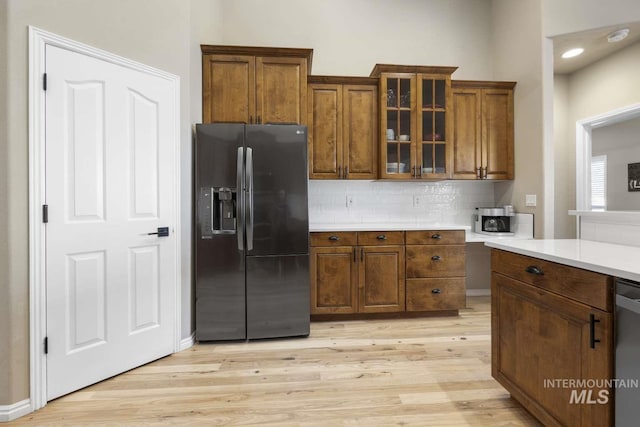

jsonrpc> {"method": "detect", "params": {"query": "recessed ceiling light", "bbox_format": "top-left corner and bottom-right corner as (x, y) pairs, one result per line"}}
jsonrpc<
(562, 48), (584, 59)
(608, 28), (629, 43)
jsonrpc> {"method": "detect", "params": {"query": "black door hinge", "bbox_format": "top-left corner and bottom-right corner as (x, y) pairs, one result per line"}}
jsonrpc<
(44, 337), (48, 354)
(43, 205), (48, 223)
(43, 73), (47, 91)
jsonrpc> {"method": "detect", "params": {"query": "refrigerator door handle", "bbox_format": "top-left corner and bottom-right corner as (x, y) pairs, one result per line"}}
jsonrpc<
(246, 147), (254, 251)
(236, 146), (245, 250)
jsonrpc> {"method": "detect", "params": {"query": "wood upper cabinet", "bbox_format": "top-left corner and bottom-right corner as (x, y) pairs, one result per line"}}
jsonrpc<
(201, 45), (312, 125)
(307, 76), (378, 179)
(451, 81), (515, 180)
(492, 249), (613, 427)
(370, 65), (458, 180)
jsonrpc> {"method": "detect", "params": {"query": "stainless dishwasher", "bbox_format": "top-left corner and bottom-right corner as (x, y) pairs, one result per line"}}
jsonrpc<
(616, 278), (640, 426)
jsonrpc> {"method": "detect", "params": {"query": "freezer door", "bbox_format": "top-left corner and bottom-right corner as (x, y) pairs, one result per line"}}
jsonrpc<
(195, 123), (246, 341)
(245, 125), (309, 256)
(246, 254), (310, 339)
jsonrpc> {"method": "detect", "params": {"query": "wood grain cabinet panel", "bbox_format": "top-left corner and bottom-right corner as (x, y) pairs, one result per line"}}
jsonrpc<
(308, 77), (378, 179)
(406, 245), (465, 278)
(405, 230), (464, 245)
(406, 278), (465, 311)
(491, 249), (613, 427)
(202, 45), (312, 125)
(359, 245), (405, 313)
(310, 246), (357, 314)
(452, 81), (515, 180)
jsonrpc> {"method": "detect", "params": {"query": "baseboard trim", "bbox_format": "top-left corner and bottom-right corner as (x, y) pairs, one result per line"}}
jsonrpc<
(180, 332), (195, 351)
(0, 399), (32, 422)
(466, 289), (491, 297)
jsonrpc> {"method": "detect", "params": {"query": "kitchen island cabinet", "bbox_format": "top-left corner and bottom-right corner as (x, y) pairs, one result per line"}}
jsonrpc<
(491, 248), (613, 427)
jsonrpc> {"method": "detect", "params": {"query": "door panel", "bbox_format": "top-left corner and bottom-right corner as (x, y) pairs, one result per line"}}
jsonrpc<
(202, 54), (255, 123)
(343, 84), (378, 178)
(310, 246), (357, 314)
(256, 57), (307, 125)
(245, 125), (309, 256)
(483, 89), (514, 179)
(358, 246), (405, 313)
(45, 45), (177, 400)
(308, 84), (341, 178)
(452, 89), (481, 179)
(246, 255), (310, 339)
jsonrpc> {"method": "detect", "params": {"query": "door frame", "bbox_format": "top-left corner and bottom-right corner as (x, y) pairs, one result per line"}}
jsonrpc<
(28, 26), (182, 411)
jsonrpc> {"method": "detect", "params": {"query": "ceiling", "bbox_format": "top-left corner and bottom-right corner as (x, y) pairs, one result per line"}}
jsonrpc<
(552, 21), (640, 75)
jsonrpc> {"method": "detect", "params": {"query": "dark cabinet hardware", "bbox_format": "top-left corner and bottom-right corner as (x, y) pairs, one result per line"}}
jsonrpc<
(431, 233), (441, 240)
(431, 288), (441, 294)
(590, 314), (601, 349)
(525, 265), (544, 276)
(431, 255), (441, 261)
(148, 227), (169, 237)
(353, 247), (356, 262)
(360, 248), (364, 262)
(338, 166), (342, 179)
(376, 235), (387, 240)
(329, 235), (340, 241)
(344, 166), (349, 178)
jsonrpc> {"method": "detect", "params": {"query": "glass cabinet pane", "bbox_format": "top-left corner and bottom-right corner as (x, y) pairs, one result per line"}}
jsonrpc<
(435, 80), (446, 108)
(386, 143), (411, 174)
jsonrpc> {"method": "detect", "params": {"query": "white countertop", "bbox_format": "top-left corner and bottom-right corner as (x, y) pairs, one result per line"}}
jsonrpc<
(309, 223), (532, 243)
(310, 223), (470, 232)
(485, 238), (640, 282)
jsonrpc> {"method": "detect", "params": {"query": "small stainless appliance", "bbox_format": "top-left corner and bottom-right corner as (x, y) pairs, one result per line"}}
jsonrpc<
(474, 206), (515, 236)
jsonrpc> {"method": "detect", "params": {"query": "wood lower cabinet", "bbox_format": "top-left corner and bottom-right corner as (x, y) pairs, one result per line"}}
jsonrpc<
(491, 249), (613, 427)
(405, 230), (466, 312)
(201, 45), (312, 125)
(308, 76), (378, 179)
(451, 81), (515, 180)
(311, 230), (466, 317)
(310, 231), (404, 314)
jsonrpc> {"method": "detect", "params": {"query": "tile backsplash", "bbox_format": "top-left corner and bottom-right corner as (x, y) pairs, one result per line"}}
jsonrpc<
(309, 180), (496, 226)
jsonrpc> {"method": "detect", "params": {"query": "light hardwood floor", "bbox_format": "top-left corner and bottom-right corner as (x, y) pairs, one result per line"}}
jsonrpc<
(12, 296), (541, 426)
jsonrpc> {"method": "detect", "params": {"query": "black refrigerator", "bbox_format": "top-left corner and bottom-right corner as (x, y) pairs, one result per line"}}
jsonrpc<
(194, 123), (310, 341)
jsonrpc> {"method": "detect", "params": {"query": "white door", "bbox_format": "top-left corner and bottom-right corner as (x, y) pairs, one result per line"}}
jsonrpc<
(45, 45), (177, 400)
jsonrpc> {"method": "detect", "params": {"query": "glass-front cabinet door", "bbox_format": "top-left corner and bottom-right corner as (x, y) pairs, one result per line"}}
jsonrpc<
(381, 74), (415, 178)
(372, 65), (456, 180)
(417, 74), (451, 179)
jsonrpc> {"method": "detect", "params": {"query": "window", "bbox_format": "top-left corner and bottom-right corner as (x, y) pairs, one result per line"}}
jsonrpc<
(591, 155), (607, 211)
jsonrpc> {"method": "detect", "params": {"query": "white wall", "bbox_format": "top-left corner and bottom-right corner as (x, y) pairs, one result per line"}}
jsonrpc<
(553, 75), (574, 238)
(491, 0), (548, 237)
(219, 0), (494, 79)
(543, 0), (640, 37)
(592, 116), (640, 210)
(554, 41), (640, 237)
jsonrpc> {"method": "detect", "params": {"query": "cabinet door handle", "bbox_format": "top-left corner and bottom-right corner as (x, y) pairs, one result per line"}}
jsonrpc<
(344, 166), (349, 179)
(376, 234), (387, 240)
(525, 265), (544, 276)
(483, 167), (488, 179)
(418, 165), (423, 178)
(476, 167), (481, 179)
(337, 166), (342, 179)
(353, 247), (356, 262)
(431, 233), (441, 240)
(590, 314), (601, 349)
(328, 235), (339, 241)
(431, 255), (441, 261)
(360, 247), (364, 262)
(431, 288), (441, 294)
(258, 115), (261, 124)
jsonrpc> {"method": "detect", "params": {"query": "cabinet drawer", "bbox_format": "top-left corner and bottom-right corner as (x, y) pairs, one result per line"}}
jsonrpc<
(406, 278), (466, 311)
(406, 230), (465, 245)
(491, 249), (613, 312)
(310, 232), (357, 247)
(357, 231), (404, 246)
(406, 245), (465, 278)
